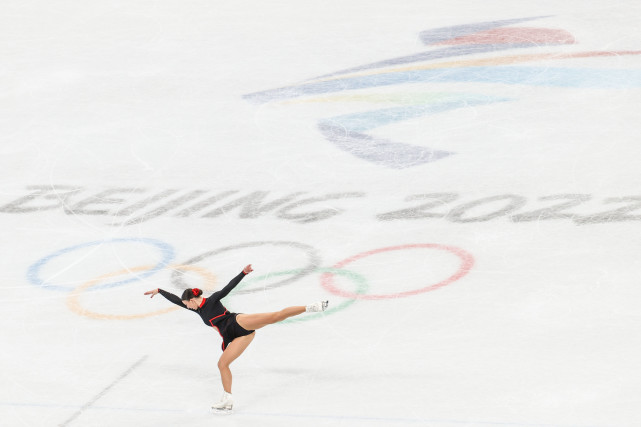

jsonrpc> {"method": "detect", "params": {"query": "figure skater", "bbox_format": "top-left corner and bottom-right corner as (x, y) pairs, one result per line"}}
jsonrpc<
(144, 264), (328, 412)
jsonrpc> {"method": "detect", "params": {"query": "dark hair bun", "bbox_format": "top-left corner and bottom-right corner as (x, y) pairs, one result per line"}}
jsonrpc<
(181, 288), (203, 300)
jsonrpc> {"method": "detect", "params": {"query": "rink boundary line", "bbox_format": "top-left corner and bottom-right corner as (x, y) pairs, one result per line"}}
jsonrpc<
(231, 411), (602, 427)
(0, 401), (603, 427)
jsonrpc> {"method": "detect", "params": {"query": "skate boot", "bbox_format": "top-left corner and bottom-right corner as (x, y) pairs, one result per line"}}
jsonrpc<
(211, 391), (233, 413)
(306, 300), (329, 313)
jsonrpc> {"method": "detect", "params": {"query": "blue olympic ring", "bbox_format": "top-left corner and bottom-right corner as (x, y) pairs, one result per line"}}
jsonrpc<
(27, 238), (175, 291)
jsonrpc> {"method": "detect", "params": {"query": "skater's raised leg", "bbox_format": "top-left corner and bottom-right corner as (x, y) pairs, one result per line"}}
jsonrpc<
(236, 306), (304, 330)
(236, 301), (328, 331)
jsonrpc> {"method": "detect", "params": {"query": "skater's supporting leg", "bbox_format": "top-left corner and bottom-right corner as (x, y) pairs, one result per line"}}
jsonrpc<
(218, 332), (255, 393)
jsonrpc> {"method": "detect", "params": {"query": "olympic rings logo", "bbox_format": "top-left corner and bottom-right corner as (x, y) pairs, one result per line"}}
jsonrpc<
(27, 238), (475, 322)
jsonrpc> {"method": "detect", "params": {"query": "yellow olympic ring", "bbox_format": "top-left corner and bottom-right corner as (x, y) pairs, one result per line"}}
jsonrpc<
(66, 264), (217, 320)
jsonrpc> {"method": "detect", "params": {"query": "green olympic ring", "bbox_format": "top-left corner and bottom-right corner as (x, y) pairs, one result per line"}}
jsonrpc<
(227, 267), (369, 323)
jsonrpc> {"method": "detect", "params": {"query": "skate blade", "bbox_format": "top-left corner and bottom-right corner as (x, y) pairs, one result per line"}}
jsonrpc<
(211, 407), (233, 415)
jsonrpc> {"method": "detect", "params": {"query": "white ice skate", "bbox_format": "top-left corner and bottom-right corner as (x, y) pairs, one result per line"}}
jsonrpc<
(306, 300), (329, 313)
(211, 391), (233, 414)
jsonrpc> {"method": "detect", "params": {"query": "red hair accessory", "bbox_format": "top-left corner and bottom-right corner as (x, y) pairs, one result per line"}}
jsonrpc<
(192, 288), (200, 296)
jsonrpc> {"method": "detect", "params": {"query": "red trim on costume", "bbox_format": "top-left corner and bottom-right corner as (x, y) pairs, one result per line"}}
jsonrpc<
(208, 310), (228, 326)
(209, 310), (229, 351)
(199, 297), (207, 308)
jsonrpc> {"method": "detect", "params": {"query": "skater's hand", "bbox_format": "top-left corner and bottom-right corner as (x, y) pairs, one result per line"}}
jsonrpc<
(144, 289), (159, 298)
(243, 264), (253, 274)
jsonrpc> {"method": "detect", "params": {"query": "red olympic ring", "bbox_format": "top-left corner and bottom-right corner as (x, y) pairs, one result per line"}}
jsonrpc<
(320, 243), (474, 300)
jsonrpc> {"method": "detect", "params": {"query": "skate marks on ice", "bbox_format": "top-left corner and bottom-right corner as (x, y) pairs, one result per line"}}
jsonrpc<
(58, 355), (148, 427)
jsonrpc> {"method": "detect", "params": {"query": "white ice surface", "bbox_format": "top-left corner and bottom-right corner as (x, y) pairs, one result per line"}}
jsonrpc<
(1, 1), (641, 426)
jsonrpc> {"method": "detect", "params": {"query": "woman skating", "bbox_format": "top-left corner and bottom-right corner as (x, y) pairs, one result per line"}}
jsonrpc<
(144, 264), (328, 412)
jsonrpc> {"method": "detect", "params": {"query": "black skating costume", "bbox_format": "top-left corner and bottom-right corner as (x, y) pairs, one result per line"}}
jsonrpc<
(158, 270), (254, 351)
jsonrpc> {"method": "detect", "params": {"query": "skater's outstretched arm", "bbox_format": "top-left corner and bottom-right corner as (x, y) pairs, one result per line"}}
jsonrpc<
(143, 265), (252, 306)
(144, 288), (185, 307)
(212, 264), (253, 300)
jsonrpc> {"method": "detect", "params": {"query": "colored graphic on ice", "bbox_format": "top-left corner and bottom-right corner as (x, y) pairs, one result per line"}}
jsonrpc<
(243, 16), (641, 169)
